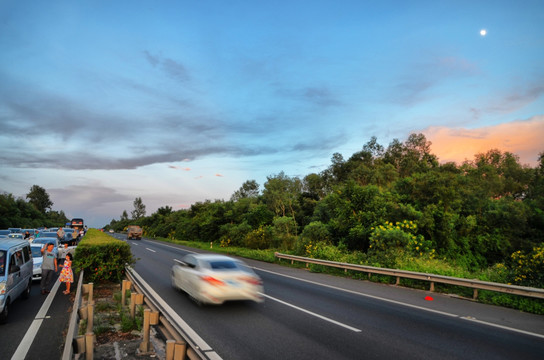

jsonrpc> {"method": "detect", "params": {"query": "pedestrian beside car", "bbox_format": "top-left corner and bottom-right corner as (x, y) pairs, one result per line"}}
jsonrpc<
(23, 231), (31, 240)
(59, 253), (73, 295)
(40, 242), (58, 295)
(56, 227), (65, 241)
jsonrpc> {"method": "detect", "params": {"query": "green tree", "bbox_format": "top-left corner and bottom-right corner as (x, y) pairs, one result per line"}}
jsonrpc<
(131, 197), (146, 220)
(262, 172), (302, 223)
(26, 185), (53, 213)
(231, 180), (260, 201)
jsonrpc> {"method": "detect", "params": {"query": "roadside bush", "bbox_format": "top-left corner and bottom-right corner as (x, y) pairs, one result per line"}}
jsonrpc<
(219, 221), (252, 247)
(273, 216), (298, 250)
(243, 225), (274, 249)
(295, 221), (330, 255)
(74, 229), (135, 283)
(508, 245), (544, 288)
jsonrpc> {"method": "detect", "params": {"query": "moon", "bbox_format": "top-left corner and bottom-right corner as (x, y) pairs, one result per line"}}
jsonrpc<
(480, 29), (487, 36)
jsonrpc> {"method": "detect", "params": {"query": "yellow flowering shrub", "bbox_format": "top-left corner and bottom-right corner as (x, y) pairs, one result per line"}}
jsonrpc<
(510, 245), (544, 287)
(369, 220), (434, 258)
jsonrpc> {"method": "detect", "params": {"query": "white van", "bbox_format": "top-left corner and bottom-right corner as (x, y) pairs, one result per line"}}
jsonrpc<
(0, 239), (33, 323)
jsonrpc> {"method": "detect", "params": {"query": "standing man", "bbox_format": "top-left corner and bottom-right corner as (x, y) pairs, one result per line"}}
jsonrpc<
(40, 242), (58, 294)
(56, 227), (65, 241)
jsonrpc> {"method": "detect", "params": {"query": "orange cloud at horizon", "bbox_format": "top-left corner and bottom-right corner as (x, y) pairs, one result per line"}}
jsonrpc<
(423, 116), (543, 167)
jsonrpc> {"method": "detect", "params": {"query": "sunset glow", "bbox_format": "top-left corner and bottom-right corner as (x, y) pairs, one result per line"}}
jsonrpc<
(424, 116), (543, 166)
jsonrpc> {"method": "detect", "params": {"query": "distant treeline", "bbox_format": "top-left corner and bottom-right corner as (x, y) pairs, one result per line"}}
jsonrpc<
(109, 134), (544, 287)
(0, 184), (69, 228)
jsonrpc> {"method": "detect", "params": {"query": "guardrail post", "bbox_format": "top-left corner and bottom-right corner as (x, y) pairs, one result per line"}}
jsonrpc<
(86, 301), (94, 333)
(430, 282), (435, 292)
(131, 293), (144, 318)
(130, 293), (136, 318)
(175, 342), (187, 360)
(396, 276), (400, 285)
(473, 288), (479, 300)
(75, 335), (85, 354)
(78, 305), (88, 320)
(140, 309), (151, 353)
(82, 282), (94, 303)
(122, 279), (132, 306)
(166, 340), (176, 360)
(85, 332), (94, 360)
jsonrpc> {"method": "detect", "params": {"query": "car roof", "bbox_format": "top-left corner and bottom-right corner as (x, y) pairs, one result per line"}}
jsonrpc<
(32, 237), (58, 243)
(0, 239), (30, 249)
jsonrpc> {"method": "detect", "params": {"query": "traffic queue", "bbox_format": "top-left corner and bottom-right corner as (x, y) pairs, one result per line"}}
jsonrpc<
(0, 221), (86, 324)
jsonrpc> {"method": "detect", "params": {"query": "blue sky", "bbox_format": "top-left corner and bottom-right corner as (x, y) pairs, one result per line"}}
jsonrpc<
(1, 1), (543, 227)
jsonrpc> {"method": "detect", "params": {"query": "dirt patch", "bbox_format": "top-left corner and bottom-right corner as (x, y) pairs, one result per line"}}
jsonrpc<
(96, 331), (140, 345)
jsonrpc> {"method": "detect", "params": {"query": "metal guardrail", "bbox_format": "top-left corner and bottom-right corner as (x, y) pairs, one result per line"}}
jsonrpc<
(125, 266), (223, 360)
(274, 252), (544, 300)
(62, 270), (86, 360)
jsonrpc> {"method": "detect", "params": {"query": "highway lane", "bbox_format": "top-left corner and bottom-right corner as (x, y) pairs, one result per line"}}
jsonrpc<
(122, 235), (544, 360)
(0, 273), (72, 360)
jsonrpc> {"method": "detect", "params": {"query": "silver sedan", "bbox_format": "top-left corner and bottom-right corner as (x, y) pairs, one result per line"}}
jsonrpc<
(171, 254), (264, 305)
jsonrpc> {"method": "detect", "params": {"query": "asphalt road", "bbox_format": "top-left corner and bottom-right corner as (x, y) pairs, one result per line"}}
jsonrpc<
(3, 234), (543, 359)
(121, 235), (544, 360)
(0, 271), (72, 360)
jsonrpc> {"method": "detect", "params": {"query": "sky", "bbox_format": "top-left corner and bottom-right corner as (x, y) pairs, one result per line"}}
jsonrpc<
(1, 1), (543, 228)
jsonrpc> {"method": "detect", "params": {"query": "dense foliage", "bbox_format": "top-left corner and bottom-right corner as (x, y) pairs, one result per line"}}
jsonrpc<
(0, 187), (69, 228)
(73, 229), (134, 283)
(107, 134), (544, 289)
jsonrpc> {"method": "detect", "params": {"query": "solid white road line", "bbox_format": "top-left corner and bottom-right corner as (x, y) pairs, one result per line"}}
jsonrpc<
(461, 316), (544, 340)
(11, 279), (61, 360)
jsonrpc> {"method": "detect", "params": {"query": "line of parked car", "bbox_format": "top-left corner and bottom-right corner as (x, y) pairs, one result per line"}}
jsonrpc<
(0, 227), (81, 323)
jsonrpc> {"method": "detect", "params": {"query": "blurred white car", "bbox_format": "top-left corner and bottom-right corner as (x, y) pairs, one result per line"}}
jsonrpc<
(171, 254), (264, 305)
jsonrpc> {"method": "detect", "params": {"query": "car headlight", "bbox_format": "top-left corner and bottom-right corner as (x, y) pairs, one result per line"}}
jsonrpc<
(0, 281), (6, 295)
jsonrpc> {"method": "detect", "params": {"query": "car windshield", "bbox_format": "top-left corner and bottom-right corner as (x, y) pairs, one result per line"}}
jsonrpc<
(31, 247), (42, 258)
(40, 232), (57, 237)
(0, 250), (6, 276)
(208, 260), (239, 270)
(33, 239), (56, 246)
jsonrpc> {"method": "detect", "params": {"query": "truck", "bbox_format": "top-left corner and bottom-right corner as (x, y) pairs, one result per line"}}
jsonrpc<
(127, 225), (142, 240)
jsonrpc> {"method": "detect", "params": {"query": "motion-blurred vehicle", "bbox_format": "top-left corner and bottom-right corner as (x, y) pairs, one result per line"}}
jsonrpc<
(127, 225), (142, 240)
(109, 229), (114, 234)
(171, 254), (264, 305)
(30, 243), (43, 280)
